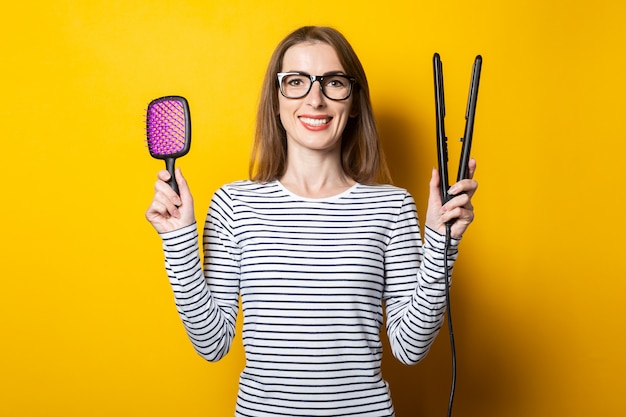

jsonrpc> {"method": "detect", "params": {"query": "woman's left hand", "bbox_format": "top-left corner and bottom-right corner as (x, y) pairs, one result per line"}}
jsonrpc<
(425, 158), (478, 239)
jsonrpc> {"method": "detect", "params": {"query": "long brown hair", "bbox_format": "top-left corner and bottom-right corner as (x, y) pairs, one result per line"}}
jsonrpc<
(249, 26), (392, 185)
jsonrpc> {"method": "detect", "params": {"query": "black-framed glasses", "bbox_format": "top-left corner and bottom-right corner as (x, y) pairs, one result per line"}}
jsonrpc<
(277, 72), (356, 101)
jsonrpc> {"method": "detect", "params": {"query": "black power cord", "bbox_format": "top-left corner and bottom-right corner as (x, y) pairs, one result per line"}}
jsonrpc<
(443, 222), (456, 417)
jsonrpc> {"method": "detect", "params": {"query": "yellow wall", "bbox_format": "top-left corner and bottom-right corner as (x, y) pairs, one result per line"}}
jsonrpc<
(2, 1), (625, 416)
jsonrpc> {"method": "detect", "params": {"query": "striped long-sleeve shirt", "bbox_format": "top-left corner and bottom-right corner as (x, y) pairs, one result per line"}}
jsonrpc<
(160, 180), (459, 417)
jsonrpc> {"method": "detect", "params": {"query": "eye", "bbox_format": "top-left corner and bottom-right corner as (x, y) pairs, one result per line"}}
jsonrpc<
(285, 75), (308, 87)
(325, 76), (348, 88)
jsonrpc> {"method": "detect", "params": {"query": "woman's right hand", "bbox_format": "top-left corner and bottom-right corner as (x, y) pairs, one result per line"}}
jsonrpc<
(145, 168), (195, 233)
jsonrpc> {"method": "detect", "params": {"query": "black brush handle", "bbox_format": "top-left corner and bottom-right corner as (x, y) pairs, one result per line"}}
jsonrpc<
(165, 157), (179, 195)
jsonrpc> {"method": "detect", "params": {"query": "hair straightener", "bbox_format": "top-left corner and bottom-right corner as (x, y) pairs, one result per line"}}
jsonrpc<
(433, 52), (482, 417)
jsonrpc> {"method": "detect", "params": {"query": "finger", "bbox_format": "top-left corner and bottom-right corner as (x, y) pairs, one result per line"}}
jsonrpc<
(153, 179), (182, 216)
(468, 158), (477, 179)
(443, 191), (472, 211)
(464, 178), (478, 199)
(146, 198), (172, 221)
(441, 201), (474, 222)
(154, 172), (182, 207)
(157, 169), (171, 182)
(442, 199), (474, 227)
(145, 197), (181, 233)
(448, 177), (478, 199)
(448, 158), (477, 197)
(450, 219), (472, 239)
(444, 207), (475, 238)
(441, 189), (473, 216)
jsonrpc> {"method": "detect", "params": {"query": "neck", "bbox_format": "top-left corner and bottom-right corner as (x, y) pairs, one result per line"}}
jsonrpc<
(279, 150), (355, 199)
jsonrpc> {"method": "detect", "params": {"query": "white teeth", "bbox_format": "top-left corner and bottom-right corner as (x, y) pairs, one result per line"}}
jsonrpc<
(300, 117), (329, 126)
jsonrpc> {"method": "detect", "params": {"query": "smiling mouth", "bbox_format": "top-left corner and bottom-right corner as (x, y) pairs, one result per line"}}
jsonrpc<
(299, 116), (331, 127)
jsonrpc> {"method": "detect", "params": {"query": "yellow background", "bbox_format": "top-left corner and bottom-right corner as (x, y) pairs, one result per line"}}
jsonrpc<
(2, 1), (625, 416)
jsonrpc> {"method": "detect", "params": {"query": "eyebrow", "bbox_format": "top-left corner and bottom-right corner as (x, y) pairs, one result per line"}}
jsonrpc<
(281, 70), (348, 76)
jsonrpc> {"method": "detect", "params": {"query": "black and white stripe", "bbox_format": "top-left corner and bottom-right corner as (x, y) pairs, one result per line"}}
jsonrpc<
(161, 180), (458, 417)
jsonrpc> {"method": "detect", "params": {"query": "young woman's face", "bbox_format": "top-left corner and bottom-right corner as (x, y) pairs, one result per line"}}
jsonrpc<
(278, 42), (356, 156)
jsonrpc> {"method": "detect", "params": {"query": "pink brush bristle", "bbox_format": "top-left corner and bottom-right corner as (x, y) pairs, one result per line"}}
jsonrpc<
(147, 99), (186, 155)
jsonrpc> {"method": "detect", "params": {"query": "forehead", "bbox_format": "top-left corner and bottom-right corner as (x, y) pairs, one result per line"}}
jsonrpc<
(281, 41), (345, 73)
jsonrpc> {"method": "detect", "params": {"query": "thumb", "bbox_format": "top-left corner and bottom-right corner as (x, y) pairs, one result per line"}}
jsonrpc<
(427, 168), (443, 209)
(424, 168), (446, 233)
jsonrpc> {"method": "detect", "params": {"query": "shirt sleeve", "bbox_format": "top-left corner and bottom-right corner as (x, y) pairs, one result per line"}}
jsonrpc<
(160, 187), (241, 362)
(383, 192), (461, 365)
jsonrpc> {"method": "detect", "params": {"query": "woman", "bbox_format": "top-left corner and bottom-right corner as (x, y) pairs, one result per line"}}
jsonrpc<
(146, 26), (477, 417)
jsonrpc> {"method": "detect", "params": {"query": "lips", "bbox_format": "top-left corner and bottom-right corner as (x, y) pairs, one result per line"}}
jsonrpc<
(299, 116), (332, 128)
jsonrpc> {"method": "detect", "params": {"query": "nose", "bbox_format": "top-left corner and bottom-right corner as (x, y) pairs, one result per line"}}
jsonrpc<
(305, 79), (326, 107)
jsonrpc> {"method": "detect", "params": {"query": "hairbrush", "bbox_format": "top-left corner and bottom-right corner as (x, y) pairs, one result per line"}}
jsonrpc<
(146, 95), (191, 195)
